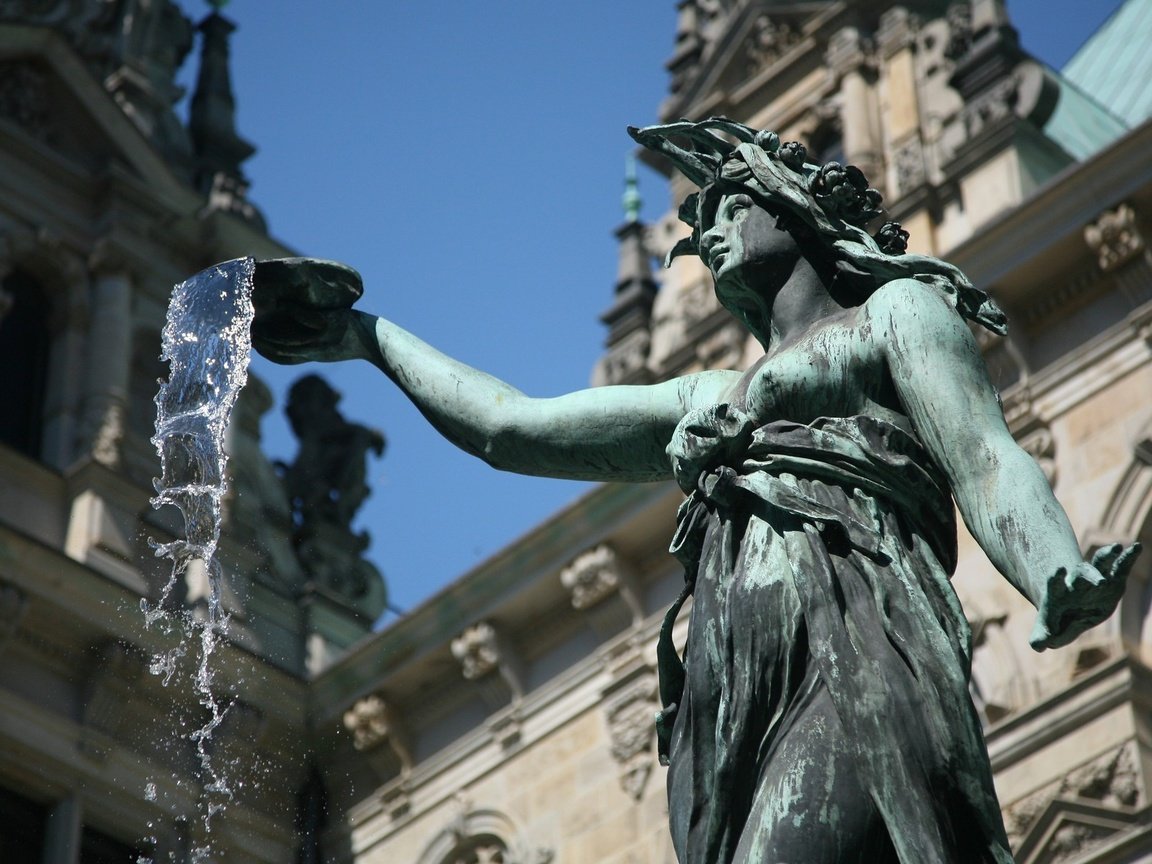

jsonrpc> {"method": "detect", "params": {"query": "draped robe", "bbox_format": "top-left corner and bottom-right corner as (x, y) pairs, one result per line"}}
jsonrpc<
(658, 405), (1015, 864)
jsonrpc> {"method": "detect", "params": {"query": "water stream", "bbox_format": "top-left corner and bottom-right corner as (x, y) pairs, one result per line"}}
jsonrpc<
(145, 257), (255, 862)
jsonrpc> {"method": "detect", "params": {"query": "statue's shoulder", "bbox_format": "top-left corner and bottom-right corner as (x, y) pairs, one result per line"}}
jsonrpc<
(862, 278), (964, 338)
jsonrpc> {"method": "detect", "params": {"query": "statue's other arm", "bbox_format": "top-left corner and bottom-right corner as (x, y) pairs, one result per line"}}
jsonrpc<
(255, 302), (740, 483)
(869, 280), (1139, 651)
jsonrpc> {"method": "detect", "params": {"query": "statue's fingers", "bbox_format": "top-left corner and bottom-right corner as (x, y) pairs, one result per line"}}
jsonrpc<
(1113, 542), (1143, 579)
(1048, 565), (1073, 598)
(1090, 543), (1123, 576)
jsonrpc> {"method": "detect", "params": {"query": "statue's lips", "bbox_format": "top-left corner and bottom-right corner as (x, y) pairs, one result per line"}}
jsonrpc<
(708, 246), (729, 271)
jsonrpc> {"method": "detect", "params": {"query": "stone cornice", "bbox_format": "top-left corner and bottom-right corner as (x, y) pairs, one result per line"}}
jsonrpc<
(0, 521), (309, 721)
(986, 657), (1150, 774)
(946, 120), (1152, 291)
(311, 481), (679, 716)
(339, 614), (668, 858)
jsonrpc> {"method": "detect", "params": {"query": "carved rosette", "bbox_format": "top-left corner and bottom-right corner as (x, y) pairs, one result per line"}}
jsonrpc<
(603, 674), (659, 800)
(560, 545), (621, 610)
(1085, 204), (1145, 273)
(452, 622), (501, 681)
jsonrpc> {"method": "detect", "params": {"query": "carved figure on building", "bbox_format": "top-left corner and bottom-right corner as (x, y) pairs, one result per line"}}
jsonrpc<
(278, 374), (386, 608)
(1085, 203), (1145, 273)
(250, 118), (1138, 863)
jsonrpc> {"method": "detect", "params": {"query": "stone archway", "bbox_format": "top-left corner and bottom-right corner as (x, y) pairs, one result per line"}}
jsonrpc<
(416, 805), (553, 864)
(1095, 426), (1152, 662)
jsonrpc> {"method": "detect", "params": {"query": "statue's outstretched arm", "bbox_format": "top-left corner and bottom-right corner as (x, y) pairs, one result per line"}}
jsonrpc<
(250, 259), (739, 483)
(870, 279), (1140, 651)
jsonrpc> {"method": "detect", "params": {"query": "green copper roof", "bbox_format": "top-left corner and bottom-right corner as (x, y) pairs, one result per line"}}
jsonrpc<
(1041, 73), (1129, 161)
(1062, 0), (1152, 126)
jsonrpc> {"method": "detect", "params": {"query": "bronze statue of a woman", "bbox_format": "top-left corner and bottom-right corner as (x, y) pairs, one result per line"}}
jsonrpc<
(251, 119), (1139, 864)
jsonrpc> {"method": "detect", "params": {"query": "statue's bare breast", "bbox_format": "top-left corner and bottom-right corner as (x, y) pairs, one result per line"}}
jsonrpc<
(737, 305), (910, 430)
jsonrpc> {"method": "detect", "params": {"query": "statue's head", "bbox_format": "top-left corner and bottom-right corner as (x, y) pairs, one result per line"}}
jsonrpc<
(629, 118), (1006, 335)
(285, 373), (342, 434)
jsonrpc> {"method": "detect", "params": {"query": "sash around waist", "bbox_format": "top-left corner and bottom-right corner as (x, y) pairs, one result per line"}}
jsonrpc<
(667, 410), (958, 579)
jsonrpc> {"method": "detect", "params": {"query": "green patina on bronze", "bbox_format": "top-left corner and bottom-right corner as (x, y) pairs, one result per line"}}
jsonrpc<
(249, 119), (1139, 864)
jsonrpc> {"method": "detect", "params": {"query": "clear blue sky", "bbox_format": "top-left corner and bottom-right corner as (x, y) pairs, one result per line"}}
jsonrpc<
(173, 1), (1128, 621)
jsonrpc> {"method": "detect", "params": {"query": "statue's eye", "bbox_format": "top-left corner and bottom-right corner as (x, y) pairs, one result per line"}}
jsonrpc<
(728, 195), (754, 214)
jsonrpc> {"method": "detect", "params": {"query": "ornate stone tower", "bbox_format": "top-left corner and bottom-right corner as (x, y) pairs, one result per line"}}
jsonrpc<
(0, 3), (386, 860)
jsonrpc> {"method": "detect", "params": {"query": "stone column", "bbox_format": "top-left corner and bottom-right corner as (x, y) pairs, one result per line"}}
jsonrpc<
(876, 7), (937, 253)
(81, 244), (134, 468)
(42, 795), (81, 864)
(826, 26), (881, 183)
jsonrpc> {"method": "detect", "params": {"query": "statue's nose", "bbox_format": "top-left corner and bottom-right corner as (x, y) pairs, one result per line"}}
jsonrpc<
(700, 227), (722, 253)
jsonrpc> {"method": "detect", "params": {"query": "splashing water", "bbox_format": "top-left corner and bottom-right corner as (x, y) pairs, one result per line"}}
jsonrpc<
(145, 257), (255, 862)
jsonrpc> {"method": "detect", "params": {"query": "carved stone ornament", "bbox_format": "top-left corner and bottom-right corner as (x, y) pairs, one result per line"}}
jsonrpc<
(451, 622), (501, 680)
(90, 402), (126, 468)
(560, 544), (621, 610)
(343, 694), (393, 752)
(962, 76), (1019, 137)
(892, 137), (927, 195)
(425, 801), (554, 864)
(743, 14), (801, 76)
(604, 674), (659, 800)
(1004, 740), (1143, 854)
(598, 330), (652, 386)
(1084, 203), (1145, 273)
(944, 2), (973, 61)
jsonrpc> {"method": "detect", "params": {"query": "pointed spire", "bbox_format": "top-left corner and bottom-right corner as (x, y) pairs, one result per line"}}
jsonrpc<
(189, 5), (263, 225)
(622, 154), (643, 223)
(594, 159), (658, 386)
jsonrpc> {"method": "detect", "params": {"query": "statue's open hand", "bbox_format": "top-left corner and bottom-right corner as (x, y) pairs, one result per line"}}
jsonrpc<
(1029, 542), (1142, 651)
(251, 257), (370, 364)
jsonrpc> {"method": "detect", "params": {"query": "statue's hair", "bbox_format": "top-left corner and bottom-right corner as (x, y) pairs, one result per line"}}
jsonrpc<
(628, 118), (1007, 335)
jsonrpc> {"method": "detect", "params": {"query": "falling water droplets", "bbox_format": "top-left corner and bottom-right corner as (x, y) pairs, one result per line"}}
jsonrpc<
(145, 258), (255, 863)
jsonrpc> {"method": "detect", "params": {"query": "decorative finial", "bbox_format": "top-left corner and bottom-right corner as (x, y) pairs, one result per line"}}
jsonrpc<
(623, 154), (642, 224)
(206, 0), (230, 10)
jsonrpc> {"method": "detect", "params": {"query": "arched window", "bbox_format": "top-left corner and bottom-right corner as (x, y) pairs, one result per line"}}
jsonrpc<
(418, 806), (551, 864)
(809, 124), (844, 167)
(444, 835), (508, 864)
(0, 270), (51, 458)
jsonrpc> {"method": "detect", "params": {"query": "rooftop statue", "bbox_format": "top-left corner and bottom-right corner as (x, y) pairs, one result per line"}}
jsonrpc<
(250, 119), (1139, 864)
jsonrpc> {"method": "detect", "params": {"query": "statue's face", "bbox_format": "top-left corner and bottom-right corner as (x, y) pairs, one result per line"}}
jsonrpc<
(700, 192), (801, 312)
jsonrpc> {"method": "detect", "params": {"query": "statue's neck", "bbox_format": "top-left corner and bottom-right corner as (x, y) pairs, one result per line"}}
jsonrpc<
(737, 258), (840, 353)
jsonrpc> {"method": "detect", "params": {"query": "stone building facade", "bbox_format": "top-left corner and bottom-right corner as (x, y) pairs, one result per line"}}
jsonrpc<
(2, 2), (1152, 864)
(317, 2), (1152, 864)
(0, 3), (382, 861)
